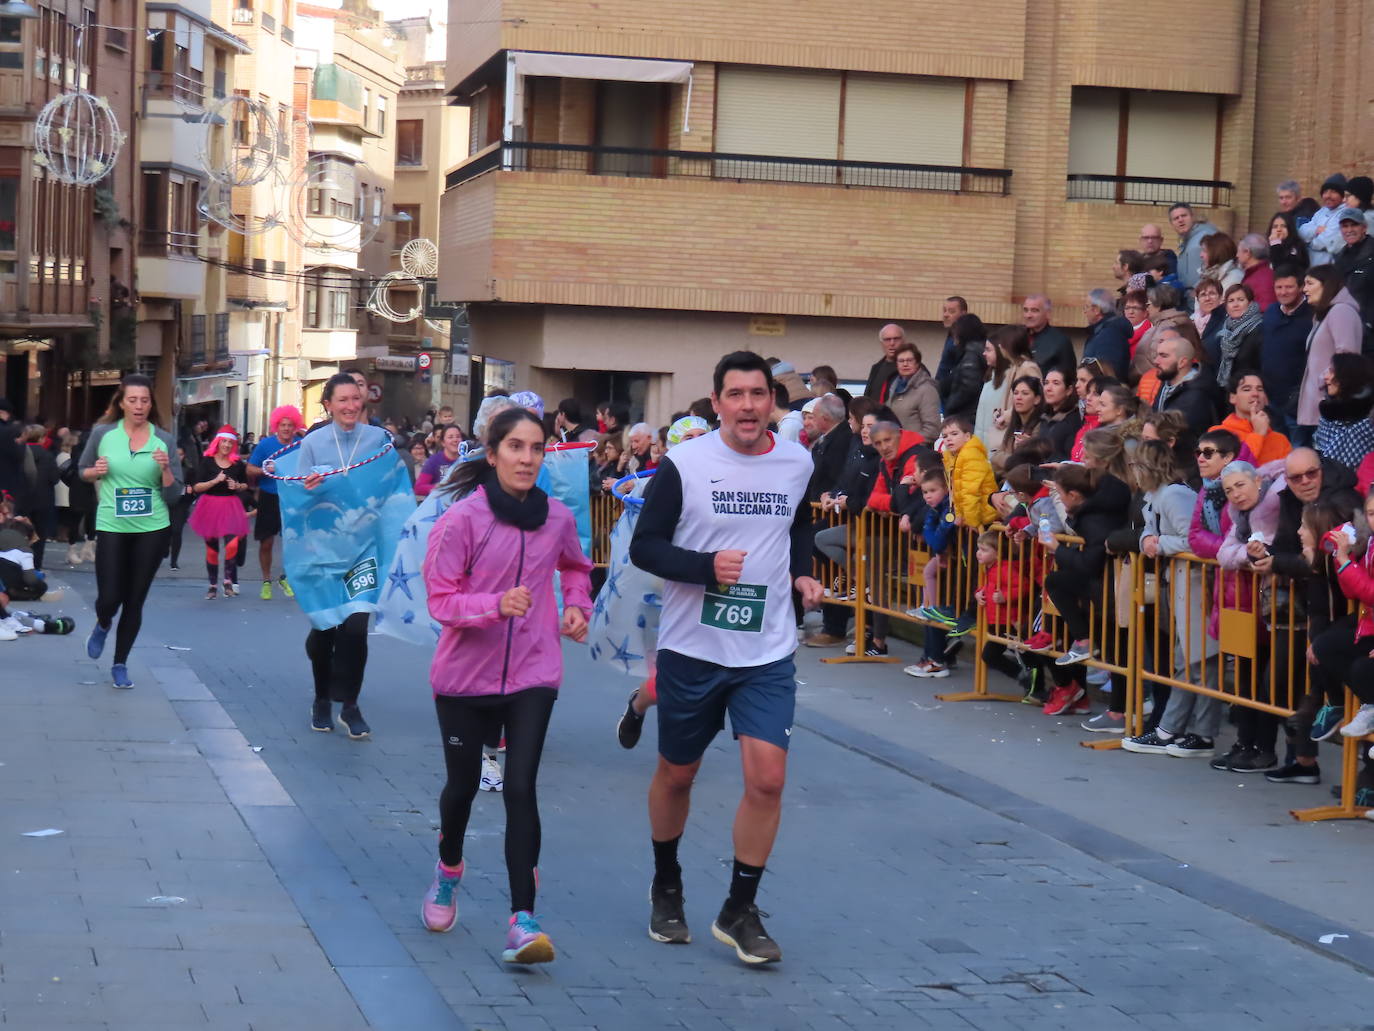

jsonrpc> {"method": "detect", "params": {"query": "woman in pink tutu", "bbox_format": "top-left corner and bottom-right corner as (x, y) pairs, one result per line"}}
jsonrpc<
(189, 425), (251, 599)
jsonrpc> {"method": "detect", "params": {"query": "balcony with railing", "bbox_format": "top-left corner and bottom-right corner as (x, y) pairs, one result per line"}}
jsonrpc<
(142, 69), (205, 109)
(138, 230), (204, 298)
(439, 140), (1018, 320)
(1066, 174), (1233, 208)
(448, 141), (1013, 195)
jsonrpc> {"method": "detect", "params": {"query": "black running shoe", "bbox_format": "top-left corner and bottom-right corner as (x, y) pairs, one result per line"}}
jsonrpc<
(337, 705), (371, 739)
(617, 689), (645, 749)
(1209, 742), (1246, 771)
(712, 903), (781, 965)
(311, 699), (332, 733)
(648, 883), (691, 944)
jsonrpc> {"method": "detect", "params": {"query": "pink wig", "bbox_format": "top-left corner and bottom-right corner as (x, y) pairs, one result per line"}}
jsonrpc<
(204, 424), (240, 462)
(268, 405), (304, 435)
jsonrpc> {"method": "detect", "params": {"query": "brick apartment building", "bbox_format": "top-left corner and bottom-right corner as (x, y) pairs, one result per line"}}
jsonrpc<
(437, 0), (1374, 424)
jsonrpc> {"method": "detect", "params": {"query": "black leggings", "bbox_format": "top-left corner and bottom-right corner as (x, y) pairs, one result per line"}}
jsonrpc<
(205, 535), (244, 586)
(305, 611), (369, 705)
(94, 528), (171, 664)
(435, 689), (556, 913)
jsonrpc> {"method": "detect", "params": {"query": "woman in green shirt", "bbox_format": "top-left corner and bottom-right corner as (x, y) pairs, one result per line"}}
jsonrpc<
(77, 374), (183, 689)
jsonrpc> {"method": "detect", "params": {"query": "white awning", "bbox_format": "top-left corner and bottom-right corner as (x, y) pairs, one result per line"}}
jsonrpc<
(506, 51), (694, 133)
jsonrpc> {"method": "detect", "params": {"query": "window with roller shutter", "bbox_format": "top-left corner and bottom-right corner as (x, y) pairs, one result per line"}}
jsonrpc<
(841, 73), (966, 188)
(714, 66), (841, 184)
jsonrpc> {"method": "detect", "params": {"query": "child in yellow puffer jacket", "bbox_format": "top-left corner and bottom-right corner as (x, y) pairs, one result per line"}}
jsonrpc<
(939, 415), (998, 528)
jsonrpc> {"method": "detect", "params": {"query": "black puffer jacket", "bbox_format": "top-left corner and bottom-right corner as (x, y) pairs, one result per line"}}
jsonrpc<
(942, 341), (987, 422)
(1052, 474), (1133, 583)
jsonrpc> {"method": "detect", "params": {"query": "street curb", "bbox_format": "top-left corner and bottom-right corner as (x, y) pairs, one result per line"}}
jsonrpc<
(795, 705), (1374, 978)
(62, 572), (464, 1031)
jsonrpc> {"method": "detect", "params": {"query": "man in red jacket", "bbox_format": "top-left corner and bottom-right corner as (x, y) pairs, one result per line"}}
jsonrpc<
(1238, 234), (1277, 310)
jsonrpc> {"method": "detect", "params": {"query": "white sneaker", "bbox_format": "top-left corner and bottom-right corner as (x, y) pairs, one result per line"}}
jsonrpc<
(844, 640), (856, 656)
(904, 660), (950, 679)
(1055, 640), (1094, 665)
(0, 616), (29, 637)
(480, 755), (504, 792)
(1340, 704), (1374, 738)
(0, 621), (16, 641)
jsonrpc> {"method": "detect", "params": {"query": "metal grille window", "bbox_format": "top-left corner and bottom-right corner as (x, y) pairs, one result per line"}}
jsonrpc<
(214, 312), (229, 358)
(189, 314), (206, 363)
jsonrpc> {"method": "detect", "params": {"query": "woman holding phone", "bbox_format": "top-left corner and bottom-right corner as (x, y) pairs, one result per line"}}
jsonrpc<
(78, 373), (183, 689)
(419, 407), (593, 965)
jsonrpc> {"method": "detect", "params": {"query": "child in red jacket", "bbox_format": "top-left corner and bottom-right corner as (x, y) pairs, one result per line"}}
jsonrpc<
(974, 531), (1028, 685)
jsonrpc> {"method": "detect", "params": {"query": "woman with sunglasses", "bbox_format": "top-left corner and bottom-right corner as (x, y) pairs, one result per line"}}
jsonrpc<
(78, 373), (184, 689)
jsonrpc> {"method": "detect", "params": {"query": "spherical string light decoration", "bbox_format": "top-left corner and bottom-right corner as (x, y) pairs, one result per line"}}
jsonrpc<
(198, 94), (281, 187)
(33, 91), (126, 186)
(284, 154), (387, 252)
(198, 178), (285, 236)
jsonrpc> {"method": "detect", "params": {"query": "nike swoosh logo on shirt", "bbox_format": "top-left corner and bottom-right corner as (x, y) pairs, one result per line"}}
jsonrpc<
(710, 477), (724, 483)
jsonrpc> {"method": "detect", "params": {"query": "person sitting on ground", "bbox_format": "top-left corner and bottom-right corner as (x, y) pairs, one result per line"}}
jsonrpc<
(1213, 372), (1292, 467)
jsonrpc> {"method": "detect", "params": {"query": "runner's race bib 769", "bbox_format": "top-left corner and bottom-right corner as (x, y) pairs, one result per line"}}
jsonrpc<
(700, 582), (766, 633)
(114, 487), (153, 518)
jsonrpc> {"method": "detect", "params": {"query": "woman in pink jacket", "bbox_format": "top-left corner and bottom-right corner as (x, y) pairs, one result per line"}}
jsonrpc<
(418, 407), (593, 964)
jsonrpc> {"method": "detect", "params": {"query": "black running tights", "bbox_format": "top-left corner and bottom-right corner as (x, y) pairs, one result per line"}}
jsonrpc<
(204, 534), (246, 586)
(435, 690), (556, 913)
(94, 528), (170, 664)
(304, 611), (369, 705)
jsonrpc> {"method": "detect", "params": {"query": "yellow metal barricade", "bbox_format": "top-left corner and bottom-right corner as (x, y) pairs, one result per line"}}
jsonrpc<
(589, 492), (617, 569)
(822, 509), (899, 665)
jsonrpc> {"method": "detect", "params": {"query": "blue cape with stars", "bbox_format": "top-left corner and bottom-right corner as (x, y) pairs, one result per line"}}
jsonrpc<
(275, 442), (415, 631)
(586, 482), (660, 679)
(373, 445), (592, 646)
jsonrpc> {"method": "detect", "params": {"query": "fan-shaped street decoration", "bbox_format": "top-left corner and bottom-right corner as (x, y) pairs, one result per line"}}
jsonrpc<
(366, 271), (422, 322)
(33, 92), (126, 185)
(399, 238), (438, 277)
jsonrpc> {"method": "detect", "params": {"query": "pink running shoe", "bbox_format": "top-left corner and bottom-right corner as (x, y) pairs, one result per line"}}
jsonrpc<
(502, 910), (555, 964)
(421, 860), (463, 932)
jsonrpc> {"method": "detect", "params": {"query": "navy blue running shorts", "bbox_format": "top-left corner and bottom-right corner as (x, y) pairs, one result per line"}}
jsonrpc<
(654, 649), (797, 765)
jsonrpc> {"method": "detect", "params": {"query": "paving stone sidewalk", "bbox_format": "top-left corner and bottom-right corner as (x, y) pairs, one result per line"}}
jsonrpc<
(0, 578), (383, 1030)
(119, 564), (1374, 1031)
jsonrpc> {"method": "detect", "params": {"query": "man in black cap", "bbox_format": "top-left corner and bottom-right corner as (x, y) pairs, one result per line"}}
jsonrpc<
(1300, 173), (1350, 266)
(1335, 207), (1374, 348)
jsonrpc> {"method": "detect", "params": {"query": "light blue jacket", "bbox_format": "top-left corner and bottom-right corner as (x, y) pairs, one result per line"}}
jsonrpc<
(1299, 204), (1347, 265)
(1175, 221), (1220, 289)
